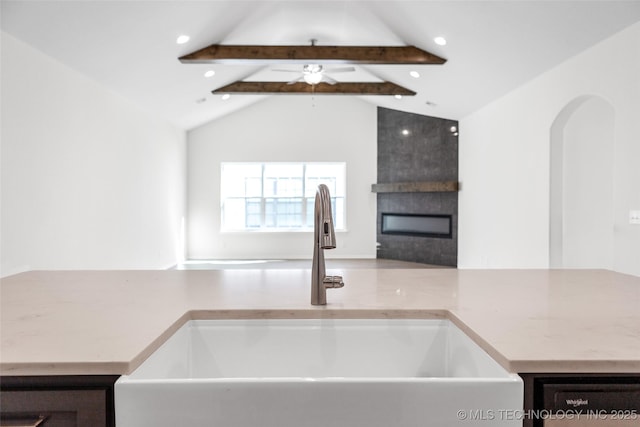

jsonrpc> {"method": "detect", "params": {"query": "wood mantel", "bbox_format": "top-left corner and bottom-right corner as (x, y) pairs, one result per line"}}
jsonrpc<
(371, 181), (459, 193)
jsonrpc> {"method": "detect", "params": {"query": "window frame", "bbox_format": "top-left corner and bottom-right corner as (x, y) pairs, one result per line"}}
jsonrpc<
(220, 162), (346, 232)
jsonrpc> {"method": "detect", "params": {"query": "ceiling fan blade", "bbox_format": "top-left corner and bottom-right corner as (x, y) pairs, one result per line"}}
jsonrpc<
(325, 66), (356, 73)
(323, 75), (338, 85)
(271, 69), (301, 73)
(287, 76), (304, 85)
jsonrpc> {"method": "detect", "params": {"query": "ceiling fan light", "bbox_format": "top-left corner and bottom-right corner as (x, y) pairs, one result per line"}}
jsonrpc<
(303, 73), (323, 85)
(301, 64), (323, 85)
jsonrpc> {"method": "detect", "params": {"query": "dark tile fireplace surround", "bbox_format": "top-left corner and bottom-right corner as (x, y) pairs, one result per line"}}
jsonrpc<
(375, 107), (459, 267)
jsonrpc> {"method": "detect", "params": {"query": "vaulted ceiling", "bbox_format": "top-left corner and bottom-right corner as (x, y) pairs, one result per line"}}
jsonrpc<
(2, 1), (640, 130)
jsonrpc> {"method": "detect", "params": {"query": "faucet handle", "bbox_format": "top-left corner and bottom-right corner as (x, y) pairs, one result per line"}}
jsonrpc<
(323, 275), (344, 289)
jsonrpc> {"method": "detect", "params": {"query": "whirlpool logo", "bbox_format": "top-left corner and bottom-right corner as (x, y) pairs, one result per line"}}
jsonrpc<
(566, 398), (589, 407)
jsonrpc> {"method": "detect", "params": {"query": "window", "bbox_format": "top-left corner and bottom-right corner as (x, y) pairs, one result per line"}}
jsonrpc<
(221, 162), (346, 231)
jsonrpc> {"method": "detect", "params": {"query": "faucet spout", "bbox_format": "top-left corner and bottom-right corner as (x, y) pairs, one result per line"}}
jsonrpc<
(311, 184), (344, 305)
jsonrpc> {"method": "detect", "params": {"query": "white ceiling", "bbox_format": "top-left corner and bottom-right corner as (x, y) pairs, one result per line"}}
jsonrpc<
(2, 1), (640, 130)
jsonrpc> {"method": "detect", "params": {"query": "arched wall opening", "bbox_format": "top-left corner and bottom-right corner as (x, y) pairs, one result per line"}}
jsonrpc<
(549, 95), (615, 269)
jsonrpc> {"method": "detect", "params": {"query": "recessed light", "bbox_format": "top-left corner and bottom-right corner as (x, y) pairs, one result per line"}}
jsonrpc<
(401, 129), (410, 136)
(409, 71), (420, 78)
(434, 36), (447, 46)
(204, 70), (215, 78)
(394, 94), (402, 100)
(176, 35), (190, 45)
(221, 94), (231, 101)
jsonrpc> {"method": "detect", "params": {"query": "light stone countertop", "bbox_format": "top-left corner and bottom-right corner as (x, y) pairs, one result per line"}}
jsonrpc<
(1, 268), (639, 376)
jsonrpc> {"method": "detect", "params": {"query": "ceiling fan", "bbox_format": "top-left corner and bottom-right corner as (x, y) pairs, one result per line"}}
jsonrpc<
(272, 63), (356, 85)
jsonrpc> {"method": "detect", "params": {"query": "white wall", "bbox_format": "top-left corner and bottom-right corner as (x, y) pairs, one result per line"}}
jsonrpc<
(458, 22), (640, 276)
(555, 97), (615, 269)
(1, 32), (186, 277)
(187, 95), (377, 260)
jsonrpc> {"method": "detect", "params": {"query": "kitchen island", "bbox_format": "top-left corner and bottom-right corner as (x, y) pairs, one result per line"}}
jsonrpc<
(1, 268), (639, 426)
(1, 268), (639, 376)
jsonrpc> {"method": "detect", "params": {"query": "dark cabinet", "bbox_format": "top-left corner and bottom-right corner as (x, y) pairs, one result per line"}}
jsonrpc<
(0, 376), (118, 427)
(520, 373), (640, 427)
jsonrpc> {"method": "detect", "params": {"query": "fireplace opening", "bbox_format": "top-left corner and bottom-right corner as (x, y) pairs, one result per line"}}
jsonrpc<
(381, 213), (452, 238)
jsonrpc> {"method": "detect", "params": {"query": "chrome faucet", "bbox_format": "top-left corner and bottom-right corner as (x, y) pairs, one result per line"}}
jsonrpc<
(311, 184), (344, 305)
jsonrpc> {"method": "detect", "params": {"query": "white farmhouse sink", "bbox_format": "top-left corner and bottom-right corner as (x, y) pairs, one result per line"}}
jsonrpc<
(116, 319), (523, 427)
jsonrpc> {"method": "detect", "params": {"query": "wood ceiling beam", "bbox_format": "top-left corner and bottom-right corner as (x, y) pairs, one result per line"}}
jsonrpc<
(212, 81), (417, 96)
(180, 45), (446, 65)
